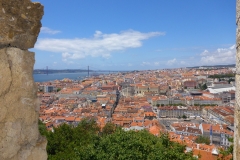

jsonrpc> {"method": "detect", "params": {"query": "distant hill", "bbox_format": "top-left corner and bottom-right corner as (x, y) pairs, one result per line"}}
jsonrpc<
(187, 64), (235, 69)
(33, 69), (89, 74)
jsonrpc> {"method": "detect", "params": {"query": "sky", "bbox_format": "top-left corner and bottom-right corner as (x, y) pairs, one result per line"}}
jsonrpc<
(31, 0), (236, 71)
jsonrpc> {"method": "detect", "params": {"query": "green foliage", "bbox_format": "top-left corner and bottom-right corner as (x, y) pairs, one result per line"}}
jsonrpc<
(44, 120), (197, 160)
(208, 73), (235, 79)
(57, 88), (61, 92)
(195, 135), (210, 145)
(45, 119), (100, 160)
(228, 78), (235, 84)
(218, 137), (233, 160)
(172, 103), (185, 106)
(96, 130), (195, 160)
(102, 122), (116, 136)
(200, 83), (207, 90)
(182, 115), (187, 119)
(200, 104), (216, 107)
(38, 120), (48, 136)
(228, 137), (233, 143)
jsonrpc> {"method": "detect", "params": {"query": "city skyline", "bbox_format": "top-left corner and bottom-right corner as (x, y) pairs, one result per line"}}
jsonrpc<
(32, 0), (236, 70)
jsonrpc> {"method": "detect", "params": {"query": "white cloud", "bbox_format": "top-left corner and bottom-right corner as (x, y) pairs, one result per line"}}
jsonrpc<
(62, 52), (71, 58)
(140, 61), (163, 67)
(180, 61), (186, 65)
(141, 61), (151, 66)
(41, 27), (61, 34)
(167, 58), (176, 65)
(200, 45), (235, 65)
(200, 50), (209, 56)
(230, 45), (235, 50)
(62, 59), (74, 64)
(35, 30), (164, 60)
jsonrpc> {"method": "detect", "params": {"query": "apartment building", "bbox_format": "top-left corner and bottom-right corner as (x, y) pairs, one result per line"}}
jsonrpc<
(158, 106), (201, 118)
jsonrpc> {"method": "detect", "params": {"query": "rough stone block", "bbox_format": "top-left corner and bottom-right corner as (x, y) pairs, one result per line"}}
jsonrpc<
(0, 0), (44, 50)
(0, 48), (47, 160)
(236, 75), (240, 110)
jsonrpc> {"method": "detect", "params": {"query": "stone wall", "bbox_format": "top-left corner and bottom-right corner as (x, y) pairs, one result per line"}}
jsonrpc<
(0, 0), (47, 159)
(0, 0), (43, 49)
(235, 0), (240, 159)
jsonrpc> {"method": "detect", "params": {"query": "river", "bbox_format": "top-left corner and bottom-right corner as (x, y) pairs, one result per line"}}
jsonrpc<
(33, 72), (110, 82)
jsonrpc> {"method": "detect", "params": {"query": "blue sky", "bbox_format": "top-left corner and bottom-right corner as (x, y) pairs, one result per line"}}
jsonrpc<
(32, 0), (236, 70)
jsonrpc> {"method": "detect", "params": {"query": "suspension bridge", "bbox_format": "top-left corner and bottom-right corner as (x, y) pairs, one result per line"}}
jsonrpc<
(33, 66), (128, 76)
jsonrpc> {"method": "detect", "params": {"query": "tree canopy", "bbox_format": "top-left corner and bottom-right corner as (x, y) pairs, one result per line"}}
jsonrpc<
(195, 135), (210, 145)
(40, 120), (197, 160)
(219, 137), (233, 160)
(208, 73), (235, 79)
